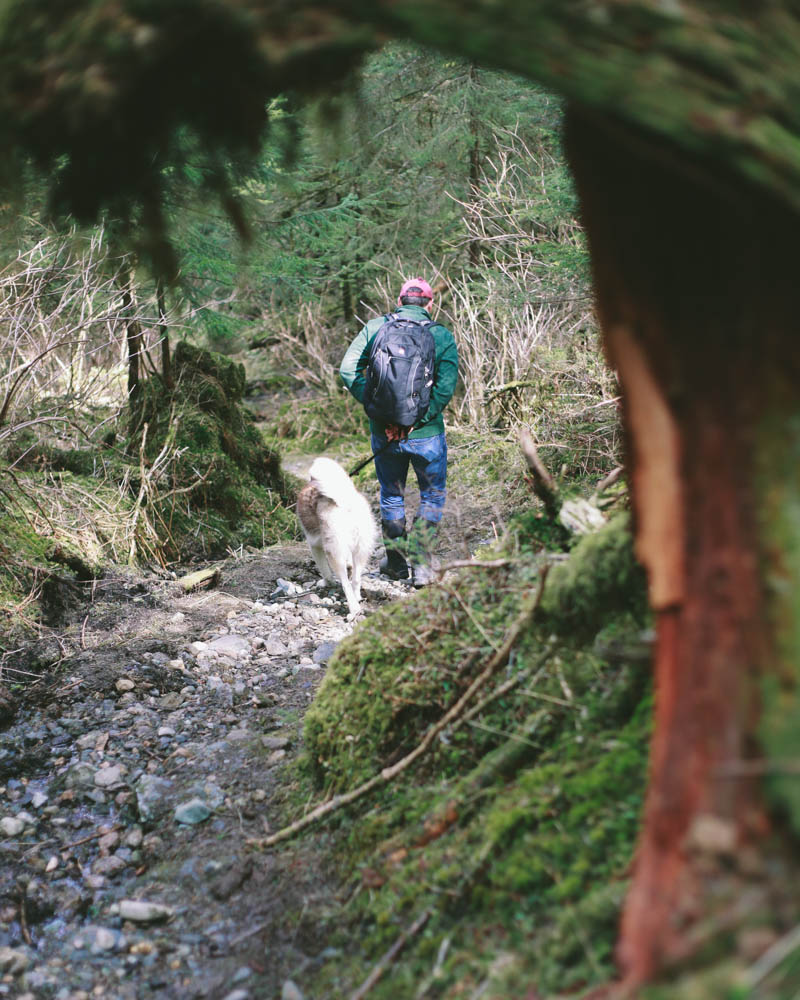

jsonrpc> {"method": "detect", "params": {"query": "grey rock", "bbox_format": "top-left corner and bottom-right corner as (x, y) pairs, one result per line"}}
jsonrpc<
(282, 981), (305, 1000)
(208, 680), (234, 707)
(0, 945), (30, 974)
(208, 634), (251, 657)
(0, 816), (26, 837)
(226, 728), (251, 742)
(188, 781), (225, 810)
(64, 762), (96, 788)
(119, 899), (174, 923)
(261, 735), (290, 751)
(312, 641), (338, 664)
(222, 991), (251, 1000)
(94, 764), (125, 788)
(265, 637), (289, 656)
(88, 926), (120, 953)
(159, 692), (183, 711)
(92, 855), (127, 877)
(124, 823), (144, 846)
(135, 774), (175, 823)
(174, 798), (212, 825)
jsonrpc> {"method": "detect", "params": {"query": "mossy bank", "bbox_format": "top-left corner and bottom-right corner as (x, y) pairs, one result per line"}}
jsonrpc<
(291, 516), (653, 997)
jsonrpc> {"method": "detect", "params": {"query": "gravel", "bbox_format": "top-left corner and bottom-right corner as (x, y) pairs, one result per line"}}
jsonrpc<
(0, 551), (408, 998)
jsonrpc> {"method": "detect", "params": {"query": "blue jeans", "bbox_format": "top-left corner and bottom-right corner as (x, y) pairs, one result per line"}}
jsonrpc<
(371, 432), (447, 524)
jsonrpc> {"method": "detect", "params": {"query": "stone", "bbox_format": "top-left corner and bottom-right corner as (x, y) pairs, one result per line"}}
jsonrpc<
(98, 830), (120, 853)
(89, 926), (119, 953)
(0, 946), (30, 974)
(312, 641), (338, 664)
(208, 635), (251, 657)
(281, 980), (305, 1000)
(94, 765), (125, 788)
(188, 781), (225, 810)
(174, 798), (212, 825)
(0, 816), (26, 837)
(261, 736), (290, 751)
(227, 728), (251, 742)
(222, 991), (251, 1000)
(119, 899), (174, 923)
(159, 692), (183, 711)
(265, 637), (289, 656)
(64, 762), (96, 788)
(135, 775), (175, 823)
(92, 855), (127, 877)
(116, 678), (135, 693)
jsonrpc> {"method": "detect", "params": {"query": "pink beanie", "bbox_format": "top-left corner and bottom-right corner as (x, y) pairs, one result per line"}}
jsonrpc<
(398, 277), (434, 307)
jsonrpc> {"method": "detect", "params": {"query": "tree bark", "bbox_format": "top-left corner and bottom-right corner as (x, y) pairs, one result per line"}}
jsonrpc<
(565, 106), (800, 987)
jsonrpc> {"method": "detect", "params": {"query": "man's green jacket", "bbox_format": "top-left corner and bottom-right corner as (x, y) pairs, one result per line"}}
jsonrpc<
(339, 305), (459, 440)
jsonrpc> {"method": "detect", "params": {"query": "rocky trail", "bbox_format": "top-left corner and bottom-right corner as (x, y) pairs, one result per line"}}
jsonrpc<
(0, 539), (413, 1000)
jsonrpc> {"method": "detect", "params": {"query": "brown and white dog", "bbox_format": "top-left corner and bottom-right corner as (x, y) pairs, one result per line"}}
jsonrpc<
(296, 457), (378, 618)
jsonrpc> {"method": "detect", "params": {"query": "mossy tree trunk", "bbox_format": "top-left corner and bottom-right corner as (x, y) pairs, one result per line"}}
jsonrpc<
(565, 107), (800, 987)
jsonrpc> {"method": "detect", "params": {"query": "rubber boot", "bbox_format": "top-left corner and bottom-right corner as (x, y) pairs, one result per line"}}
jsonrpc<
(408, 517), (439, 587)
(379, 518), (409, 581)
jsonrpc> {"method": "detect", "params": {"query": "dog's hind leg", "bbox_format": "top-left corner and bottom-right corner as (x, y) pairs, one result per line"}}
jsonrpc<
(309, 541), (336, 585)
(327, 548), (360, 618)
(352, 560), (364, 605)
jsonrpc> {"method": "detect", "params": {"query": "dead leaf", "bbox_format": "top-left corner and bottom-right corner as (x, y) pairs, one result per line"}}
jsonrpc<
(361, 867), (385, 889)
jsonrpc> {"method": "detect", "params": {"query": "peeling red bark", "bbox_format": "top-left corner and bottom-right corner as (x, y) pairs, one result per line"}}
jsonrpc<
(564, 107), (796, 986)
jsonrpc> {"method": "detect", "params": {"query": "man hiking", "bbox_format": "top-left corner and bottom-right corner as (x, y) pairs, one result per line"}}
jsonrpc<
(340, 277), (459, 586)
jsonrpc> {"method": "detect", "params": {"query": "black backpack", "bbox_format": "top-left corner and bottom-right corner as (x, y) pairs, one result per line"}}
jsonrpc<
(362, 313), (436, 427)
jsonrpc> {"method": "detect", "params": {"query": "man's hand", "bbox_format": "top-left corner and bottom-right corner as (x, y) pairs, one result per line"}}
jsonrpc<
(386, 424), (413, 442)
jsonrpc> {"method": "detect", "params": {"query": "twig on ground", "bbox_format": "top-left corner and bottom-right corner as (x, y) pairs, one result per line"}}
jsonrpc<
(350, 908), (433, 1000)
(593, 465), (624, 498)
(62, 824), (123, 850)
(460, 643), (552, 726)
(435, 558), (512, 572)
(519, 426), (560, 517)
(520, 688), (576, 708)
(18, 885), (32, 945)
(439, 583), (499, 653)
(744, 922), (800, 989)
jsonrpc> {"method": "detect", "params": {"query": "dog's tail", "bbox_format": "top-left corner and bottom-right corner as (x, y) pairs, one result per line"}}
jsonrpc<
(308, 457), (357, 508)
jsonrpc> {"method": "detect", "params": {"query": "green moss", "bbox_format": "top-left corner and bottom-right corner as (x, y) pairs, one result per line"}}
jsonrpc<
(539, 514), (648, 636)
(304, 515), (648, 794)
(295, 506), (654, 998)
(303, 631), (651, 999)
(128, 340), (298, 558)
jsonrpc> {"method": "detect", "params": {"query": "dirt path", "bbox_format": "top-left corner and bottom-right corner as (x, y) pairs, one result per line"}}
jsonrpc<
(0, 539), (410, 1000)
